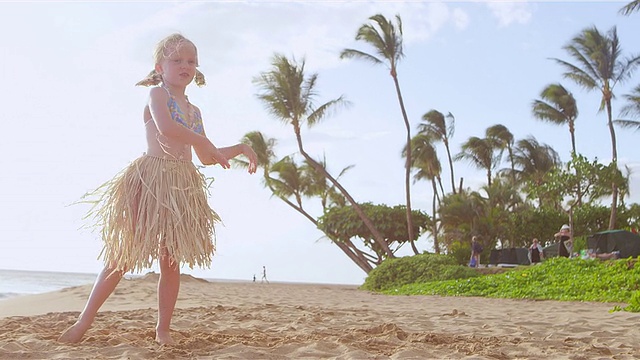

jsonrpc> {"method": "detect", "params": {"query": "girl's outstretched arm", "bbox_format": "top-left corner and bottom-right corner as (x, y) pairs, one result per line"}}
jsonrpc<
(196, 143), (257, 173)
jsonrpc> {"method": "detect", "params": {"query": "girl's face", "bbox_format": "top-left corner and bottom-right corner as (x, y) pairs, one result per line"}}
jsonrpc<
(156, 42), (198, 88)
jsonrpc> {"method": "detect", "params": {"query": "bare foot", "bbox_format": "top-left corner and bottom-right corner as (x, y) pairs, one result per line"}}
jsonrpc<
(58, 322), (90, 343)
(155, 329), (175, 345)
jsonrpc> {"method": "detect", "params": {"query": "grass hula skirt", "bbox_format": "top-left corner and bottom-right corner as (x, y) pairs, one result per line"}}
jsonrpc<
(82, 154), (221, 273)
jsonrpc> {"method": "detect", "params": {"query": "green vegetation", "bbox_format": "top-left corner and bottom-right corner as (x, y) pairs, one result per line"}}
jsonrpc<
(375, 256), (640, 312)
(361, 253), (480, 291)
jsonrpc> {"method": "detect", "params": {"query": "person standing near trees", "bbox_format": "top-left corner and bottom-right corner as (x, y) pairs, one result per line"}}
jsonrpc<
(555, 224), (572, 258)
(528, 238), (545, 264)
(469, 236), (483, 268)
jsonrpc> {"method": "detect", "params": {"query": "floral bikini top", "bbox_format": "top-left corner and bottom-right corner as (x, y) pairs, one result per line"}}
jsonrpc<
(162, 85), (204, 135)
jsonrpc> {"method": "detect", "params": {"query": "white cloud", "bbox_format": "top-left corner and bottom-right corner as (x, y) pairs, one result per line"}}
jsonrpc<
(485, 1), (533, 27)
(452, 8), (471, 30)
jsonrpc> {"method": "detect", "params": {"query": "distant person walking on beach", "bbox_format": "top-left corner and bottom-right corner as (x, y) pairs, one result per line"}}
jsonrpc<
(58, 33), (257, 345)
(261, 266), (269, 284)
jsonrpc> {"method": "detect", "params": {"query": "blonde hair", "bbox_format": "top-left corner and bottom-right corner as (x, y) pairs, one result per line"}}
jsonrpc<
(136, 33), (206, 87)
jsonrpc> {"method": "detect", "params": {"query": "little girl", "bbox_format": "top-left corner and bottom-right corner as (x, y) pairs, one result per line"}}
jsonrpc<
(58, 33), (257, 345)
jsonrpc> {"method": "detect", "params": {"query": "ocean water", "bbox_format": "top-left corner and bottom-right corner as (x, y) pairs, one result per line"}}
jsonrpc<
(0, 269), (98, 300)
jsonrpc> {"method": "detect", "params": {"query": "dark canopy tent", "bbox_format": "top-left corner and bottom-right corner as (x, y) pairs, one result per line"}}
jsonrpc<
(587, 230), (640, 258)
(489, 248), (530, 265)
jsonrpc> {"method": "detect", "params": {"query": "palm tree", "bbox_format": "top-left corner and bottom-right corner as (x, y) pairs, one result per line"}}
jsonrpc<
(254, 54), (394, 258)
(531, 83), (579, 155)
(619, 0), (640, 15)
(480, 177), (524, 248)
(340, 14), (417, 253)
(438, 189), (486, 252)
(510, 137), (560, 207)
(553, 26), (640, 229)
(486, 124), (516, 184)
(614, 84), (640, 131)
(512, 137), (560, 185)
(455, 136), (498, 187)
(418, 110), (457, 194)
(301, 155), (350, 210)
(404, 134), (443, 253)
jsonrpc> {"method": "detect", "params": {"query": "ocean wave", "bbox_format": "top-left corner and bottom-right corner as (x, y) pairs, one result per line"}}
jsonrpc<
(0, 292), (23, 300)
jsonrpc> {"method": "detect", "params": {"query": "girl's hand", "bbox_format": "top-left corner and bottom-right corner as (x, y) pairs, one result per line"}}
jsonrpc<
(242, 144), (258, 174)
(211, 148), (231, 169)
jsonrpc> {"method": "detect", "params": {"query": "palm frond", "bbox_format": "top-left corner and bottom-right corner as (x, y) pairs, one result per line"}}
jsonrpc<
(614, 119), (640, 131)
(552, 57), (599, 90)
(619, 84), (640, 118)
(619, 0), (640, 15)
(340, 13), (404, 69)
(418, 110), (446, 140)
(306, 96), (350, 127)
(339, 48), (383, 65)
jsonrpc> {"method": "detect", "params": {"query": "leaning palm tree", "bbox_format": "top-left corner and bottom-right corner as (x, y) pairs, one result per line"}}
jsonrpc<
(403, 134), (443, 254)
(340, 14), (417, 252)
(614, 84), (640, 131)
(238, 132), (373, 273)
(553, 26), (640, 229)
(274, 156), (374, 273)
(254, 54), (394, 258)
(418, 110), (457, 194)
(486, 124), (516, 184)
(531, 83), (579, 155)
(619, 0), (640, 15)
(455, 136), (498, 187)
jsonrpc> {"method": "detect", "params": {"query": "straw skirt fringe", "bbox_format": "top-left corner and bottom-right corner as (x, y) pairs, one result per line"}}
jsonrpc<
(84, 154), (221, 273)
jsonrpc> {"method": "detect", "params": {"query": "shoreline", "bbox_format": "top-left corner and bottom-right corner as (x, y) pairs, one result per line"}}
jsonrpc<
(0, 268), (360, 303)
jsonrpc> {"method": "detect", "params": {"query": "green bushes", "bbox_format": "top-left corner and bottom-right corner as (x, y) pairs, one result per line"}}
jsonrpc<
(384, 257), (640, 312)
(361, 253), (480, 291)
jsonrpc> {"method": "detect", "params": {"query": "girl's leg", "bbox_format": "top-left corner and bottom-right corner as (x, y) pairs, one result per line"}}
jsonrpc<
(58, 267), (124, 343)
(155, 248), (180, 345)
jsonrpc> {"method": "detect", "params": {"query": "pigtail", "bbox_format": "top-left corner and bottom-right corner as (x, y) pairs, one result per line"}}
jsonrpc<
(194, 69), (206, 87)
(135, 70), (163, 87)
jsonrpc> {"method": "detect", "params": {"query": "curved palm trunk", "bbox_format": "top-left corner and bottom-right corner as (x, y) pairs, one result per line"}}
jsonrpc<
(507, 146), (516, 184)
(391, 73), (418, 255)
(569, 122), (583, 206)
(569, 121), (577, 155)
(292, 124), (395, 258)
(332, 240), (373, 273)
(444, 140), (457, 195)
(437, 176), (445, 201)
(431, 178), (440, 254)
(605, 98), (619, 229)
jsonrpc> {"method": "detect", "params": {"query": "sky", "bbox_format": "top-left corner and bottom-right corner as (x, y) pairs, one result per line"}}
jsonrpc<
(1, 1), (639, 285)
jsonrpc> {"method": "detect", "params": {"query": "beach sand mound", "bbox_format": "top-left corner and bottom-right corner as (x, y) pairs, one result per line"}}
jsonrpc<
(1, 277), (639, 359)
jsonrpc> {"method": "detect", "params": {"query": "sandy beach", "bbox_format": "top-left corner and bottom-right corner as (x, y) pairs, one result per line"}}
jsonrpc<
(1, 273), (639, 359)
